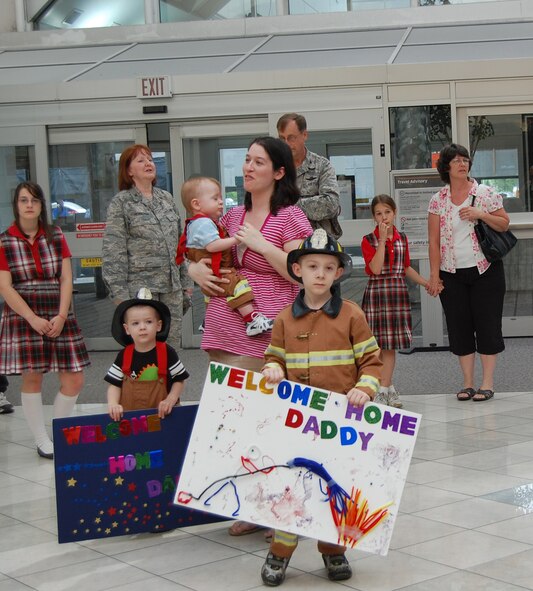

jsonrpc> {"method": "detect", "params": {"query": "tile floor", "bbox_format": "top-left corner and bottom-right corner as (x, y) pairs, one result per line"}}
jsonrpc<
(1, 393), (533, 591)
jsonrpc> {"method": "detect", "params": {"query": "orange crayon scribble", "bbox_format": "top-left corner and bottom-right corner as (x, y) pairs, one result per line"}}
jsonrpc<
(330, 487), (391, 548)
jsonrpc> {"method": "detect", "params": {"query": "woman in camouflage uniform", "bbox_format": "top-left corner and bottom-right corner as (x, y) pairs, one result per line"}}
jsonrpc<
(102, 144), (191, 350)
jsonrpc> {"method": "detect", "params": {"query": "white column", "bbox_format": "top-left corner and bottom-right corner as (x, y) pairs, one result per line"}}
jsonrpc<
(144, 0), (160, 24)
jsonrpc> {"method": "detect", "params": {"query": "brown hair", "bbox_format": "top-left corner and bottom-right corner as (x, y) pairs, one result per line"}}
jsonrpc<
(13, 182), (54, 243)
(371, 194), (397, 216)
(436, 143), (472, 184)
(276, 112), (308, 133)
(180, 176), (221, 214)
(117, 144), (155, 191)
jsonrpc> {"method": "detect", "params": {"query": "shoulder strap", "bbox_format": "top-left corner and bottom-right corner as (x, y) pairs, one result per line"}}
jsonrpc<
(156, 341), (168, 388)
(122, 344), (135, 376)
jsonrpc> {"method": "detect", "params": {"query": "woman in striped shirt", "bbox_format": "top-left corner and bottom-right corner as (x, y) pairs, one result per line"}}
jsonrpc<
(189, 136), (312, 372)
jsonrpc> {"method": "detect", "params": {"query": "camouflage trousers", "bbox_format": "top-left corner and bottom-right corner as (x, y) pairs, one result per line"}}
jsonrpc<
(157, 290), (183, 351)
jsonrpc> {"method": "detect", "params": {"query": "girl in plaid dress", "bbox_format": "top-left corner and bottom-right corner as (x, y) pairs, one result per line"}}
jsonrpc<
(361, 195), (435, 408)
(0, 182), (90, 459)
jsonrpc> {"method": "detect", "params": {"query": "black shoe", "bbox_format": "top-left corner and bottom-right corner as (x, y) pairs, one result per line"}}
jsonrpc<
(322, 553), (352, 581)
(261, 552), (290, 586)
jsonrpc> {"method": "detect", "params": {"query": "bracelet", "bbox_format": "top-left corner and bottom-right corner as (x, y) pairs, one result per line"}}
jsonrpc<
(58, 313), (67, 320)
(378, 240), (386, 245)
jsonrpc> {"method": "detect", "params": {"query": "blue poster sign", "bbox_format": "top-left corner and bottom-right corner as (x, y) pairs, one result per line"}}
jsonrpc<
(53, 405), (225, 543)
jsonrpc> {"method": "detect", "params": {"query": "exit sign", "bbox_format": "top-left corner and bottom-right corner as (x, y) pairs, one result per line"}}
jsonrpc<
(137, 76), (172, 98)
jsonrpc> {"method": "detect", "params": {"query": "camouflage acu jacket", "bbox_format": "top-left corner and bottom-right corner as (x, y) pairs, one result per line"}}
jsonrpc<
(296, 149), (342, 239)
(102, 186), (191, 301)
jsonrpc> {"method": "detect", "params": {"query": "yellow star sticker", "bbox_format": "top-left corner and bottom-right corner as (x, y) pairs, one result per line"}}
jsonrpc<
(95, 517), (101, 524)
(111, 521), (118, 528)
(114, 476), (124, 486)
(105, 528), (111, 534)
(67, 477), (77, 487)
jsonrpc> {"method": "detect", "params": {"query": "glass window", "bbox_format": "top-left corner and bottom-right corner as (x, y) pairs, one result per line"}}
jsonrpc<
(48, 141), (131, 231)
(469, 113), (533, 213)
(0, 146), (34, 232)
(390, 105), (452, 170)
(160, 0), (278, 21)
(34, 0), (144, 30)
(327, 130), (374, 220)
(289, 0), (409, 12)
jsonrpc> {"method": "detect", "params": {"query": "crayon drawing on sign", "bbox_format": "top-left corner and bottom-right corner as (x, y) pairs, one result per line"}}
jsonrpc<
(175, 363), (421, 555)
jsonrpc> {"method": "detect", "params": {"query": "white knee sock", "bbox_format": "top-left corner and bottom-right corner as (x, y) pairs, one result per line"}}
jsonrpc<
(21, 392), (53, 452)
(53, 391), (79, 419)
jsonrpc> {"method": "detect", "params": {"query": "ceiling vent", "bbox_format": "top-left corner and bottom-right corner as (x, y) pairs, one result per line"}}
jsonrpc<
(62, 8), (83, 25)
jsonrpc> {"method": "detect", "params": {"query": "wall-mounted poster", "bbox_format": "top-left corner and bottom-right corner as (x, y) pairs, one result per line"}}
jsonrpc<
(53, 405), (225, 543)
(175, 364), (421, 556)
(392, 170), (444, 259)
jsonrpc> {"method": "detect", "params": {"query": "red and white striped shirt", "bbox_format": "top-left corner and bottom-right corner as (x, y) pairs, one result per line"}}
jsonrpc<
(202, 205), (312, 359)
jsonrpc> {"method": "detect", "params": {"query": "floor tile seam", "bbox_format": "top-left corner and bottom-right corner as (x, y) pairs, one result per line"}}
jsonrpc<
(409, 506), (529, 533)
(93, 532), (197, 558)
(6, 553), (103, 580)
(0, 573), (39, 591)
(0, 470), (55, 490)
(123, 548), (249, 577)
(473, 518), (533, 540)
(393, 534), (531, 569)
(420, 475), (533, 496)
(463, 552), (533, 589)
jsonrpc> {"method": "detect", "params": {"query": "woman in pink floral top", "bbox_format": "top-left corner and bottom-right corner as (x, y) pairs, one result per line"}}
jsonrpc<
(427, 144), (510, 402)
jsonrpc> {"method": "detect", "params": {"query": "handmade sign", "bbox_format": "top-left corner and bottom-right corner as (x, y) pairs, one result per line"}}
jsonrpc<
(53, 405), (225, 543)
(175, 363), (421, 555)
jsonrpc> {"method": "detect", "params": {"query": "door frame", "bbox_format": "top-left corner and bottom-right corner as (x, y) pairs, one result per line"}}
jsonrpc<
(457, 105), (533, 336)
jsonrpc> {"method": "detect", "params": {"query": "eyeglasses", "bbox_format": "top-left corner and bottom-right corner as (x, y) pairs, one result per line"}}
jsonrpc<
(18, 197), (41, 206)
(450, 158), (470, 165)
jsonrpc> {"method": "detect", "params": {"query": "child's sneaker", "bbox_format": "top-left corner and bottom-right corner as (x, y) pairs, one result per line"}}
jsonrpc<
(388, 386), (403, 408)
(246, 312), (274, 336)
(322, 553), (353, 581)
(261, 552), (290, 586)
(0, 392), (14, 414)
(374, 387), (389, 405)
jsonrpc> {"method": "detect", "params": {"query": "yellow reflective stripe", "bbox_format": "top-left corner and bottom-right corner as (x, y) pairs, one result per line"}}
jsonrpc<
(356, 374), (380, 392)
(285, 350), (355, 368)
(227, 280), (252, 302)
(273, 530), (298, 547)
(353, 336), (380, 359)
(265, 344), (286, 360)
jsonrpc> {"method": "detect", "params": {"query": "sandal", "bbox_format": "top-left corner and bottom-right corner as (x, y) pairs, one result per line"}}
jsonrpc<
(322, 553), (353, 581)
(472, 388), (494, 402)
(228, 520), (263, 536)
(456, 388), (476, 401)
(261, 552), (290, 586)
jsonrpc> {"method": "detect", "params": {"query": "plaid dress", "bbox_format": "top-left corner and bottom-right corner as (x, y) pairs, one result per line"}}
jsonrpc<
(0, 226), (90, 375)
(361, 230), (412, 351)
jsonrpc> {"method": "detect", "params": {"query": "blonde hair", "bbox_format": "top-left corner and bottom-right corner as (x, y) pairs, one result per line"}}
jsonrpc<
(180, 176), (221, 213)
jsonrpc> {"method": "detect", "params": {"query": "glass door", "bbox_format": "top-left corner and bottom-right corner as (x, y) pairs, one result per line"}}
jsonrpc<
(0, 127), (41, 328)
(47, 125), (147, 349)
(458, 107), (533, 337)
(171, 120), (269, 347)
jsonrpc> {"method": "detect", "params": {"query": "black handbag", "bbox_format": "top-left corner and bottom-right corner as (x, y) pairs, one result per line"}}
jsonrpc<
(470, 194), (517, 263)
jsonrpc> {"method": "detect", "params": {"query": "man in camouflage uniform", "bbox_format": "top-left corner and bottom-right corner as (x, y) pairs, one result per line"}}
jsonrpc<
(102, 186), (192, 351)
(277, 113), (342, 239)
